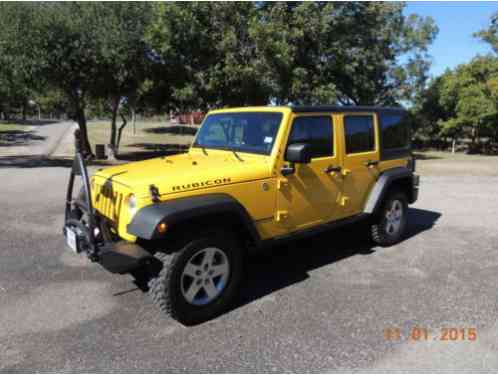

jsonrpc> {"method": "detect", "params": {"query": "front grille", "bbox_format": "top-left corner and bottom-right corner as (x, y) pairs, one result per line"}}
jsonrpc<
(93, 181), (124, 224)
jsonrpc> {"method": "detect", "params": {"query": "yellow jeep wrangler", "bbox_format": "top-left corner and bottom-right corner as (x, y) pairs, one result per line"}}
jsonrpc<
(64, 105), (419, 325)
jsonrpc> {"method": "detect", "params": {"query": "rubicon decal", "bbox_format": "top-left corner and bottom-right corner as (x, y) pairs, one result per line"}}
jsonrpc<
(172, 178), (231, 192)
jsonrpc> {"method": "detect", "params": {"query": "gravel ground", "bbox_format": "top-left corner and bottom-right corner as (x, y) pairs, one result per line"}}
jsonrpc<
(0, 156), (497, 372)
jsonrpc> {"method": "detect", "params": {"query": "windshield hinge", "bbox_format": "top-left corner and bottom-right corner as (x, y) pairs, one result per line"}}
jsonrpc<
(149, 184), (160, 203)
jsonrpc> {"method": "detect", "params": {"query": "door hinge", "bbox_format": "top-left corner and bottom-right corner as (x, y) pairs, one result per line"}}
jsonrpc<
(277, 179), (289, 190)
(341, 168), (351, 177)
(275, 210), (289, 222)
(340, 196), (350, 206)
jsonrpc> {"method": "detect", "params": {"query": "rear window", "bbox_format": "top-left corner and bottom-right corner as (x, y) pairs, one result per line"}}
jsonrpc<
(380, 113), (410, 150)
(344, 115), (375, 154)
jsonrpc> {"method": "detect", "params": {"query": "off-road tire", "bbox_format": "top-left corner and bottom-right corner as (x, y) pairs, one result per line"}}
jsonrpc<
(371, 190), (408, 247)
(148, 231), (244, 325)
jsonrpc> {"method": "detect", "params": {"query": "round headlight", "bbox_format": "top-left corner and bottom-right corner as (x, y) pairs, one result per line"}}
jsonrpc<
(127, 194), (137, 214)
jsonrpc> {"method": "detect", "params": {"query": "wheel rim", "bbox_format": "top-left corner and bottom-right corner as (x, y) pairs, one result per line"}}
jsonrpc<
(385, 199), (403, 236)
(180, 247), (230, 306)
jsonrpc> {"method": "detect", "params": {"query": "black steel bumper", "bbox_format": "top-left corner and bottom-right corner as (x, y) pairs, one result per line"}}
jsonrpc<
(63, 131), (153, 274)
(97, 241), (154, 274)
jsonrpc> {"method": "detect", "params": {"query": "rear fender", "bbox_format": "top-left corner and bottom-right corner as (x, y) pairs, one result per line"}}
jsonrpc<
(363, 167), (414, 215)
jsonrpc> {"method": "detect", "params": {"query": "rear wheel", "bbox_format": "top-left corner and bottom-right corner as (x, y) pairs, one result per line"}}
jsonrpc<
(148, 231), (244, 325)
(371, 191), (408, 246)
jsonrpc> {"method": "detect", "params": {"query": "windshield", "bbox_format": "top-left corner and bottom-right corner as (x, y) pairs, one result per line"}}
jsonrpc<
(193, 112), (283, 155)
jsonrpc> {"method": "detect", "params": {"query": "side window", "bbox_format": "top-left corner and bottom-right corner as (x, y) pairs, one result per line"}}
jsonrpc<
(380, 113), (410, 149)
(288, 116), (333, 159)
(344, 115), (375, 154)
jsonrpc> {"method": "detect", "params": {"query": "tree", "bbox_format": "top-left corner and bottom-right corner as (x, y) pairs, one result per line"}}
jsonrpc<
(0, 3), (152, 157)
(475, 12), (498, 54)
(34, 87), (69, 120)
(0, 3), (38, 120)
(417, 56), (498, 151)
(0, 3), (106, 155)
(147, 2), (437, 109)
(254, 2), (438, 105)
(146, 2), (272, 111)
(91, 3), (153, 157)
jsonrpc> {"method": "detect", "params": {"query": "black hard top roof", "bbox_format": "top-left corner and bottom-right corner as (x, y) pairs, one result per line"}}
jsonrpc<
(290, 105), (406, 114)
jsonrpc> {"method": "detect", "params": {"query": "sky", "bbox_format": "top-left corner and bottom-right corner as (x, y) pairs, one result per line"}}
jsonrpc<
(404, 1), (497, 78)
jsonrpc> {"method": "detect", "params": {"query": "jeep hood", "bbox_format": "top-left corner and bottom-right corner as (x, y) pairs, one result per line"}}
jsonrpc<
(92, 151), (272, 199)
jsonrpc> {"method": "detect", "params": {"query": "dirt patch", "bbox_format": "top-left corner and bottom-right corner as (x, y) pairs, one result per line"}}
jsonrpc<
(416, 151), (498, 177)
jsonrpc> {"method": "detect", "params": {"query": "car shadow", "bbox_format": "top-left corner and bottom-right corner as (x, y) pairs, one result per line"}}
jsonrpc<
(231, 207), (441, 313)
(144, 125), (199, 136)
(0, 130), (46, 147)
(129, 208), (441, 320)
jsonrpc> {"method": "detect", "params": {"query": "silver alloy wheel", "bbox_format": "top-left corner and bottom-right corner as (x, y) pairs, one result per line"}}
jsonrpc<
(180, 247), (230, 306)
(385, 199), (403, 236)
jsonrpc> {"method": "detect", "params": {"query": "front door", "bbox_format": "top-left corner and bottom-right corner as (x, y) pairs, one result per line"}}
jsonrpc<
(339, 113), (381, 215)
(276, 114), (343, 232)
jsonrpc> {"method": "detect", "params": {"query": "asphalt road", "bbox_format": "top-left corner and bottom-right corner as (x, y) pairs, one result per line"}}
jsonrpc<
(1, 161), (498, 371)
(0, 121), (76, 158)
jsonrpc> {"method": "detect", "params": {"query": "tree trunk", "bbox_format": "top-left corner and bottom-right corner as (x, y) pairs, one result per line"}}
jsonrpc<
(68, 89), (93, 158)
(22, 103), (27, 121)
(108, 96), (120, 161)
(476, 122), (480, 146)
(131, 106), (136, 135)
(116, 112), (128, 156)
(75, 105), (93, 158)
(451, 137), (456, 154)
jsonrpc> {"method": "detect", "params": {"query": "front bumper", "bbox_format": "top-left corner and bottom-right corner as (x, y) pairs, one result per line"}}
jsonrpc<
(64, 222), (153, 274)
(63, 143), (152, 274)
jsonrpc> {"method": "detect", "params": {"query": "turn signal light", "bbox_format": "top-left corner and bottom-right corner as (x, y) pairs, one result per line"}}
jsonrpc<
(157, 222), (168, 234)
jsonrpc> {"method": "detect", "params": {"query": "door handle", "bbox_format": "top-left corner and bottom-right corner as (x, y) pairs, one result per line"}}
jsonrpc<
(363, 160), (379, 168)
(324, 165), (342, 174)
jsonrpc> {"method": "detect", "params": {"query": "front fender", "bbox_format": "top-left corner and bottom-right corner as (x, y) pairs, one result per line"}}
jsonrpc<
(127, 193), (260, 243)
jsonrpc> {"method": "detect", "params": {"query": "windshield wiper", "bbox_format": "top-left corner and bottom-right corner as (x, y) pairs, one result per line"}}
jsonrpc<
(193, 142), (208, 155)
(224, 145), (243, 161)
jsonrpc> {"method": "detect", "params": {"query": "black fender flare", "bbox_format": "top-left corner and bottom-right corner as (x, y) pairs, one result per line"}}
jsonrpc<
(127, 193), (261, 244)
(363, 167), (414, 215)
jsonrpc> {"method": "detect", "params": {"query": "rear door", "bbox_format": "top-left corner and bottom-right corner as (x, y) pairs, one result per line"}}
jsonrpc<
(276, 114), (343, 231)
(339, 113), (381, 215)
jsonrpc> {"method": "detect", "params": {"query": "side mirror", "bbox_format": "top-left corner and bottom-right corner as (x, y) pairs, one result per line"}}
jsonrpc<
(285, 142), (312, 164)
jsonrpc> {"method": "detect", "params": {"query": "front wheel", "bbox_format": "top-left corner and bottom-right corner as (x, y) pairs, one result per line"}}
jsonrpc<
(148, 231), (244, 325)
(370, 191), (408, 246)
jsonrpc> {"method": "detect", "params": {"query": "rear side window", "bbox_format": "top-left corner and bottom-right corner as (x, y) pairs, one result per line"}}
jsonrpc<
(380, 113), (410, 149)
(288, 116), (333, 158)
(344, 115), (375, 154)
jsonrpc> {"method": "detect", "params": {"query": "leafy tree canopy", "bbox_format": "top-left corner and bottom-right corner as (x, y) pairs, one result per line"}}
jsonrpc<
(417, 55), (498, 143)
(0, 2), (152, 154)
(146, 2), (438, 109)
(475, 12), (498, 54)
